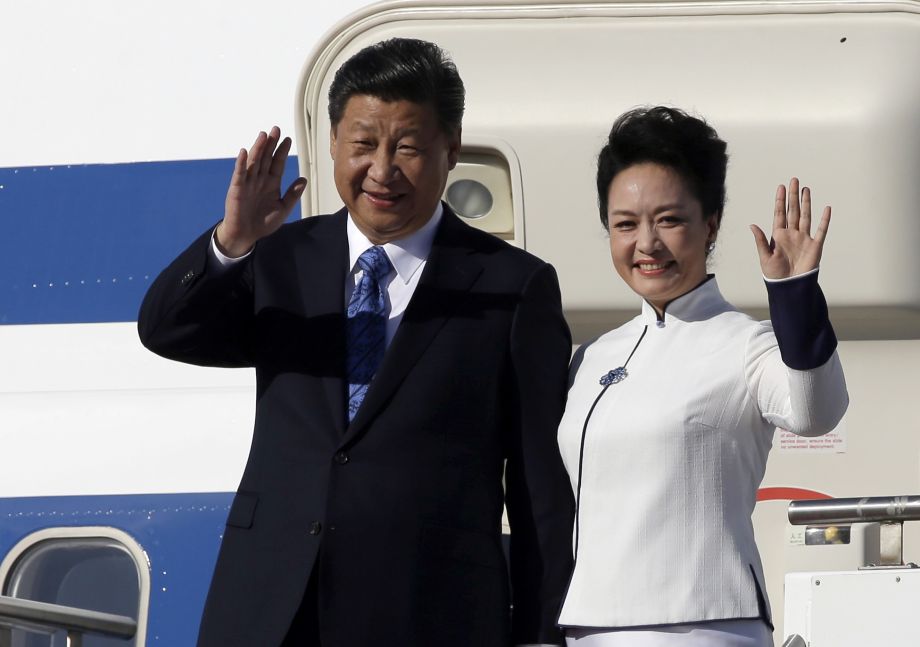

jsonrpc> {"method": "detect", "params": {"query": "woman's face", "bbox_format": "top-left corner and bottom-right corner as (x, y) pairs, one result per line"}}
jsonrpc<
(607, 162), (718, 313)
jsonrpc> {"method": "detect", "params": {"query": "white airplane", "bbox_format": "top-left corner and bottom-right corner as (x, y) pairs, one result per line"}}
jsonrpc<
(2, 1), (920, 645)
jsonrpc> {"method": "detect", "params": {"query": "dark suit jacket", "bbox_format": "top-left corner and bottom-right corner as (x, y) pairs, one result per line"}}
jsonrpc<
(138, 206), (575, 647)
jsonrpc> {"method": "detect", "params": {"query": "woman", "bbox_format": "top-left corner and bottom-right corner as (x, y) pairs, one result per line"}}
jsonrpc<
(556, 107), (848, 646)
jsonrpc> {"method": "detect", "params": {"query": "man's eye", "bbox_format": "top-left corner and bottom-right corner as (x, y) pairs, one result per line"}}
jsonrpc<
(658, 216), (683, 226)
(397, 144), (419, 154)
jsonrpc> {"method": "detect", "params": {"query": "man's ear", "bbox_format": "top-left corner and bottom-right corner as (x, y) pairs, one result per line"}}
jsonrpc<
(329, 125), (338, 159)
(447, 128), (461, 170)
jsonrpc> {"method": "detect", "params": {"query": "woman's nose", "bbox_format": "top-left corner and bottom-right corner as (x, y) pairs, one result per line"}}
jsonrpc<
(636, 224), (660, 253)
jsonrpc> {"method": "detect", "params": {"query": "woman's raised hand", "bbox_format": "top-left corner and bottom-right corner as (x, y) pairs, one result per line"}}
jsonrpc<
(216, 126), (308, 258)
(750, 177), (831, 280)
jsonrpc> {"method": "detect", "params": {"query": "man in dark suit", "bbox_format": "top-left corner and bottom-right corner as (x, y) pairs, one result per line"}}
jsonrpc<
(138, 38), (573, 647)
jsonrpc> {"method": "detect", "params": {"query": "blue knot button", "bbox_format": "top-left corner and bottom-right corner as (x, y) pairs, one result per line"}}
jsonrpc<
(599, 367), (628, 386)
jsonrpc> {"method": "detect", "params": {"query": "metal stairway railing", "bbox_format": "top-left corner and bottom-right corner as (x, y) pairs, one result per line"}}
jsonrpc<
(0, 595), (136, 647)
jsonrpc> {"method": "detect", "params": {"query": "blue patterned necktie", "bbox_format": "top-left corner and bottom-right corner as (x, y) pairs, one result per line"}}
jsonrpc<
(345, 246), (392, 422)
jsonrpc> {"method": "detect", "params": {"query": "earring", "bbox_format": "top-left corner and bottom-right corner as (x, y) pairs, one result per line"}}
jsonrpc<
(706, 241), (716, 255)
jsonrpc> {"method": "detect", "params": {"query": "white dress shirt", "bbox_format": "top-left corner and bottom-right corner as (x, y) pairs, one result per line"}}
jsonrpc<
(210, 204), (443, 348)
(344, 204), (441, 347)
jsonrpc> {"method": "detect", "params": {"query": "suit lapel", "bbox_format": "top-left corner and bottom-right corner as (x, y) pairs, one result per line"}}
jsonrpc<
(342, 210), (483, 443)
(293, 209), (349, 436)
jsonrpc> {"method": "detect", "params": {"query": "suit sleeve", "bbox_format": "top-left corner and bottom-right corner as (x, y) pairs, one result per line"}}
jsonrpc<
(505, 262), (575, 645)
(137, 225), (256, 368)
(745, 271), (849, 436)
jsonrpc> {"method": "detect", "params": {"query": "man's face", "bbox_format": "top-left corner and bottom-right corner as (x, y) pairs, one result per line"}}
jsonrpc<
(331, 95), (460, 244)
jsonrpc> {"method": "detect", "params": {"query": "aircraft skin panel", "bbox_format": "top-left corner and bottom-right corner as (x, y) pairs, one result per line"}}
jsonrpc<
(0, 492), (234, 644)
(1, 0), (374, 167)
(0, 158), (302, 325)
(3, 2), (920, 646)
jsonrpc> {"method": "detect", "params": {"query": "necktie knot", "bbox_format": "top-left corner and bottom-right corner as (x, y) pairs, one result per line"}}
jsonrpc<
(357, 246), (391, 282)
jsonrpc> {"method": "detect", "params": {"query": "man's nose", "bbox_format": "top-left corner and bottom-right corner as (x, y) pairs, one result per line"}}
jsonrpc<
(367, 149), (398, 184)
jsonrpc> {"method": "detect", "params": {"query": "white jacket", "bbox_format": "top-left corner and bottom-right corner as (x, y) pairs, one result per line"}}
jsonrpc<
(556, 276), (848, 628)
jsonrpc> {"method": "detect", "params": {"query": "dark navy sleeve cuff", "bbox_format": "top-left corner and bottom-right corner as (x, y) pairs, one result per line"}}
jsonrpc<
(765, 271), (838, 370)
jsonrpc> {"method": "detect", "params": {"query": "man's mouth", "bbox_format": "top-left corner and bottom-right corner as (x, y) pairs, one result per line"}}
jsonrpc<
(363, 190), (405, 207)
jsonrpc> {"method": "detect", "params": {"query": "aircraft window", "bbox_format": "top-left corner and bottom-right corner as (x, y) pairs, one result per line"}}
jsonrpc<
(3, 537), (140, 647)
(446, 178), (494, 219)
(442, 145), (517, 240)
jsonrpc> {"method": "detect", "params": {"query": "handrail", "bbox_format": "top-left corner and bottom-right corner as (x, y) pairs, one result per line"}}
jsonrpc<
(788, 494), (920, 567)
(0, 595), (135, 641)
(788, 494), (920, 525)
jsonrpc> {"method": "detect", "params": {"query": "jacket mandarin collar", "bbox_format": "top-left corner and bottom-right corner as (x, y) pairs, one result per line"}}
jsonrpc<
(639, 275), (730, 326)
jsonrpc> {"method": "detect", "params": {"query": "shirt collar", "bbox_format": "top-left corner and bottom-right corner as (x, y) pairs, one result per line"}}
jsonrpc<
(639, 275), (729, 325)
(346, 203), (443, 284)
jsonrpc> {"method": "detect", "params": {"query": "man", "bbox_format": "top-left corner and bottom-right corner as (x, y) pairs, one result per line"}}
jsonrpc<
(139, 38), (573, 647)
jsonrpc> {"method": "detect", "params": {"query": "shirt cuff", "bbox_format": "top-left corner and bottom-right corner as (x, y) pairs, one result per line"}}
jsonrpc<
(764, 270), (837, 370)
(209, 227), (252, 269)
(762, 267), (818, 283)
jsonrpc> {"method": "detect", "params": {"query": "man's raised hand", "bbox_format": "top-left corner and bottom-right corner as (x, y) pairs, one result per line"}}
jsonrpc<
(216, 126), (307, 258)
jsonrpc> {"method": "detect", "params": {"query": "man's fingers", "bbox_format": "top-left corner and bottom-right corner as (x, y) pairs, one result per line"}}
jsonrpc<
(230, 148), (248, 187)
(787, 177), (800, 229)
(248, 131), (267, 175)
(773, 184), (786, 232)
(800, 186), (812, 234)
(280, 178), (308, 214)
(259, 126), (281, 176)
(269, 137), (293, 178)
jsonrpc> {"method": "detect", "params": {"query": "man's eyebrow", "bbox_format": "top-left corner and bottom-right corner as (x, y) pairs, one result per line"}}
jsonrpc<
(345, 122), (371, 132)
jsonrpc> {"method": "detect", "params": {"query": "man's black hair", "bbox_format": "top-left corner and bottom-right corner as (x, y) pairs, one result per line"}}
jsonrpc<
(328, 38), (465, 135)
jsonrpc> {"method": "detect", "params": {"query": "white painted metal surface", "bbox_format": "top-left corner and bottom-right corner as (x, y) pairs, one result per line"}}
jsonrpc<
(3, 2), (920, 646)
(785, 568), (920, 645)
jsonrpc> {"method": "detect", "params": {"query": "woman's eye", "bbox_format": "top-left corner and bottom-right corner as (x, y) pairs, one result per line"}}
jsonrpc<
(611, 220), (635, 230)
(658, 216), (683, 226)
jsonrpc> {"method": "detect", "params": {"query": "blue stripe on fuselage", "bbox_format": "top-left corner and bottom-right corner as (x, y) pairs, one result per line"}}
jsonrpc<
(0, 158), (303, 324)
(0, 492), (235, 644)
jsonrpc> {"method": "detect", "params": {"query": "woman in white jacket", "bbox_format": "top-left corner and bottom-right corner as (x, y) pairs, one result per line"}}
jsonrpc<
(557, 107), (848, 646)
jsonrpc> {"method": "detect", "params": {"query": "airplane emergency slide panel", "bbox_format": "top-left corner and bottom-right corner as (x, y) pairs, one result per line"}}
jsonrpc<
(296, 0), (920, 341)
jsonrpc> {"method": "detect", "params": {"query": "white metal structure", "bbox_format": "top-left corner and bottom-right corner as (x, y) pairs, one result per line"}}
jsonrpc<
(2, 1), (920, 645)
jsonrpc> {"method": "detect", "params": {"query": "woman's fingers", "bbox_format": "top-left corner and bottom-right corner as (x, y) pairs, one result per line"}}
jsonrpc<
(813, 205), (832, 245)
(750, 224), (772, 264)
(800, 185), (812, 234)
(774, 184), (787, 231)
(786, 177), (801, 229)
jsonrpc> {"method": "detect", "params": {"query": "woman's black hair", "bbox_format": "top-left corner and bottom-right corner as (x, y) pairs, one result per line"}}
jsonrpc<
(597, 106), (728, 230)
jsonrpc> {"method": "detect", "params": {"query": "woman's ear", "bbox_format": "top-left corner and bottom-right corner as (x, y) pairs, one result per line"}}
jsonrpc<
(706, 211), (721, 242)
